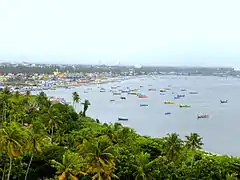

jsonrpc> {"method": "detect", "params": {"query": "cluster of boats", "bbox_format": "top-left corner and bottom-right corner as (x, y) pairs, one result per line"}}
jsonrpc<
(95, 83), (229, 122)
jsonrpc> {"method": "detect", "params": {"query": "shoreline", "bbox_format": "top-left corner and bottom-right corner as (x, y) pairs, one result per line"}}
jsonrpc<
(3, 75), (141, 93)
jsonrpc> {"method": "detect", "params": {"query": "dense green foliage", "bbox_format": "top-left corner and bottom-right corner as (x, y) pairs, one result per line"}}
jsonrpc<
(0, 87), (239, 180)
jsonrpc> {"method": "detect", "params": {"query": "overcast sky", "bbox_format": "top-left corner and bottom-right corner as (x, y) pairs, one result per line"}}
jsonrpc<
(0, 0), (240, 67)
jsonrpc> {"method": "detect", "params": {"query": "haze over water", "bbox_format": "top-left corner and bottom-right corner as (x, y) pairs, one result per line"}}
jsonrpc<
(37, 76), (240, 156)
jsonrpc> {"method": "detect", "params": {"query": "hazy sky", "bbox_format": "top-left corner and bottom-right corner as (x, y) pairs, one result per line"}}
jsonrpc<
(0, 0), (240, 67)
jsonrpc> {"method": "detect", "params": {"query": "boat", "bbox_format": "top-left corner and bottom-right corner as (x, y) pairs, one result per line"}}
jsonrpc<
(128, 92), (137, 95)
(174, 96), (180, 99)
(113, 92), (121, 95)
(164, 101), (175, 104)
(197, 114), (209, 119)
(111, 86), (117, 89)
(118, 117), (128, 121)
(177, 94), (185, 98)
(100, 88), (106, 92)
(84, 91), (88, 93)
(181, 88), (187, 91)
(189, 91), (198, 94)
(148, 88), (156, 91)
(160, 89), (167, 92)
(160, 93), (165, 95)
(110, 99), (115, 102)
(220, 100), (228, 104)
(179, 104), (191, 108)
(120, 97), (126, 100)
(140, 104), (148, 107)
(165, 112), (172, 115)
(138, 95), (148, 98)
(121, 90), (130, 93)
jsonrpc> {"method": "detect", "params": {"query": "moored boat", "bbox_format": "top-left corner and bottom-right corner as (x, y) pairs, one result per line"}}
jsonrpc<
(197, 114), (209, 119)
(179, 104), (191, 108)
(177, 94), (185, 98)
(220, 100), (228, 104)
(140, 104), (148, 107)
(138, 95), (148, 98)
(160, 89), (167, 92)
(165, 112), (172, 115)
(164, 101), (175, 104)
(120, 97), (126, 100)
(189, 91), (198, 94)
(148, 88), (156, 91)
(118, 117), (128, 121)
(113, 92), (121, 95)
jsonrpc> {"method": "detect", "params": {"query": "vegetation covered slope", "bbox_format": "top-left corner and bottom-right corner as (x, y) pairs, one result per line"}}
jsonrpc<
(0, 88), (239, 180)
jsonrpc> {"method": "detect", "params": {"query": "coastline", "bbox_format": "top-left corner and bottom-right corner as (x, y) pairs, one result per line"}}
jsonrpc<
(3, 75), (142, 93)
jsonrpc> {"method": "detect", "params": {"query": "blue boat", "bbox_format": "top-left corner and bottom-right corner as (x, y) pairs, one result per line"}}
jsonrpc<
(165, 112), (172, 115)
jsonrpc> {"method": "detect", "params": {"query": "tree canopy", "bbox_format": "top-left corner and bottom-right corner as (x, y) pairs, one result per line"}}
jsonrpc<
(0, 89), (239, 180)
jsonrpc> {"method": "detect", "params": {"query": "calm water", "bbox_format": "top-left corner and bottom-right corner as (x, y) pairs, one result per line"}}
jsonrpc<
(36, 76), (240, 156)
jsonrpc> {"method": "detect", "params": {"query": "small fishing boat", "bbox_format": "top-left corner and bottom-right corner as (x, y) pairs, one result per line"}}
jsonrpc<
(128, 92), (137, 95)
(110, 99), (115, 102)
(177, 94), (185, 98)
(189, 91), (198, 94)
(160, 89), (167, 92)
(140, 104), (148, 107)
(174, 96), (180, 99)
(179, 104), (191, 108)
(118, 117), (128, 121)
(164, 101), (175, 104)
(165, 112), (172, 115)
(164, 88), (171, 91)
(220, 100), (228, 104)
(111, 86), (117, 89)
(197, 114), (209, 119)
(113, 92), (121, 95)
(148, 88), (156, 91)
(140, 85), (144, 87)
(100, 88), (106, 92)
(121, 90), (130, 93)
(160, 93), (165, 95)
(138, 95), (148, 98)
(120, 97), (126, 100)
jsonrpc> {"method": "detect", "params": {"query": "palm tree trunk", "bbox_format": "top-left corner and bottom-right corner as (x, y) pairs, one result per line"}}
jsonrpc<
(191, 151), (195, 167)
(2, 165), (5, 180)
(7, 158), (12, 180)
(51, 127), (54, 143)
(24, 154), (33, 180)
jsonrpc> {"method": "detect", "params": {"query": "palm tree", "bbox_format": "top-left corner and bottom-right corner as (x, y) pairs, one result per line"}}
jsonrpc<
(25, 90), (31, 98)
(133, 152), (152, 180)
(81, 99), (91, 117)
(47, 108), (62, 142)
(24, 128), (51, 180)
(78, 135), (118, 180)
(185, 133), (204, 166)
(72, 92), (80, 109)
(50, 151), (86, 180)
(163, 133), (183, 162)
(14, 91), (20, 98)
(0, 122), (28, 180)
